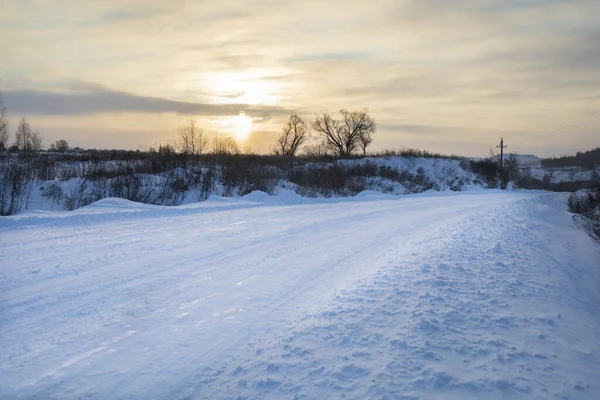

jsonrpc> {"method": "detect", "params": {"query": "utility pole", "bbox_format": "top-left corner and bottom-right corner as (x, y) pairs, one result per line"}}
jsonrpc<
(496, 137), (507, 172)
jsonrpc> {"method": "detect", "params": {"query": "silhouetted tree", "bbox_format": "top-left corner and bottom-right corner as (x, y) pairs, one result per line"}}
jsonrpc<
(542, 147), (600, 168)
(312, 109), (376, 157)
(212, 136), (240, 155)
(50, 139), (69, 152)
(274, 115), (308, 156)
(358, 122), (375, 156)
(14, 118), (42, 153)
(176, 119), (207, 155)
(158, 143), (176, 155)
(0, 94), (8, 151)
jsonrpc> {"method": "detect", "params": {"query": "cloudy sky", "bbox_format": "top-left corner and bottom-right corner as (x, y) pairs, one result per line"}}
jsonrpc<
(1, 0), (599, 156)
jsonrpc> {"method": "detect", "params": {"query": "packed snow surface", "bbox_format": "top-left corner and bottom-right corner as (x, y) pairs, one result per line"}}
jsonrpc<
(1, 190), (599, 399)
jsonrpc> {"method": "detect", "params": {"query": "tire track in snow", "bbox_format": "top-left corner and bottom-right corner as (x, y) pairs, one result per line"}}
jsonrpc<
(201, 194), (600, 400)
(1, 192), (557, 399)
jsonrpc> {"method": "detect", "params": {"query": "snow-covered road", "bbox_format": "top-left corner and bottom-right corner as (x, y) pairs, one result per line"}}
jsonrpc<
(1, 191), (599, 399)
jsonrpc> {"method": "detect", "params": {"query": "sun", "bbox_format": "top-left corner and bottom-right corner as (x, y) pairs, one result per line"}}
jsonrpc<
(234, 111), (252, 141)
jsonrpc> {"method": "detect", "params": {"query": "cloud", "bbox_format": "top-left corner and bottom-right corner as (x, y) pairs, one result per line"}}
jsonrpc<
(1, 0), (599, 156)
(2, 86), (292, 120)
(99, 8), (162, 23)
(290, 52), (374, 63)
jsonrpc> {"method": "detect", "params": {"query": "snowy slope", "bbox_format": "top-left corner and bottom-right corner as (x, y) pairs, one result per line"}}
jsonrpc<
(479, 154), (600, 184)
(1, 191), (599, 399)
(10, 155), (486, 214)
(489, 154), (540, 163)
(338, 156), (480, 191)
(524, 163), (600, 183)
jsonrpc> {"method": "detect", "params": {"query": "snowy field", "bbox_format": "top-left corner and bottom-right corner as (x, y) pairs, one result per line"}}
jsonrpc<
(1, 190), (599, 399)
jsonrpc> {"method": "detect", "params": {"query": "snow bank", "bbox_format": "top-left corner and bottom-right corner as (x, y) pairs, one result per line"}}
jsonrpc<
(6, 155), (488, 215)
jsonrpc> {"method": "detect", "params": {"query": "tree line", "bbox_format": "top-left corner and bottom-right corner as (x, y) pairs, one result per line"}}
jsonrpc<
(541, 148), (600, 169)
(271, 110), (376, 157)
(1, 90), (376, 159)
(170, 109), (376, 158)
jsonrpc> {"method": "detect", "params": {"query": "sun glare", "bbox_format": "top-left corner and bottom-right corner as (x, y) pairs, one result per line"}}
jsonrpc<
(234, 111), (252, 141)
(201, 70), (284, 105)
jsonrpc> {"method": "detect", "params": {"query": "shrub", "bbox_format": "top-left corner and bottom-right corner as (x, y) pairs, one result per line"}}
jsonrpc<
(568, 188), (600, 241)
(0, 161), (28, 215)
(41, 181), (63, 210)
(470, 160), (501, 188)
(170, 178), (189, 193)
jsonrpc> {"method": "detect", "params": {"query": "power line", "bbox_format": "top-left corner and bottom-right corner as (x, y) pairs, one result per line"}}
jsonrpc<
(512, 99), (600, 148)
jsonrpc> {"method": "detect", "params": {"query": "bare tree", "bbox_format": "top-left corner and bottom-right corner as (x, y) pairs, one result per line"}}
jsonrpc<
(50, 139), (69, 152)
(311, 112), (346, 156)
(357, 119), (375, 155)
(158, 143), (176, 155)
(31, 132), (42, 152)
(341, 109), (375, 156)
(176, 119), (207, 155)
(274, 115), (308, 156)
(311, 109), (376, 157)
(13, 118), (29, 151)
(242, 143), (254, 155)
(14, 118), (43, 153)
(0, 94), (8, 151)
(212, 136), (240, 155)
